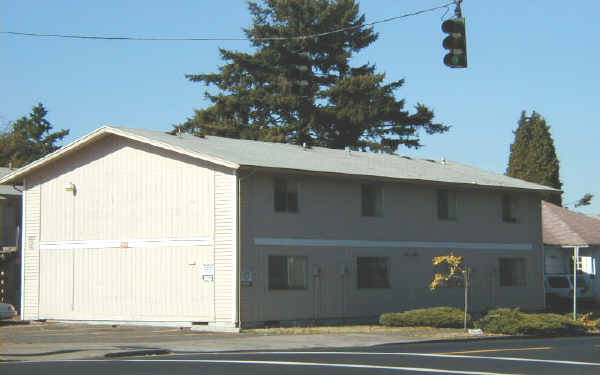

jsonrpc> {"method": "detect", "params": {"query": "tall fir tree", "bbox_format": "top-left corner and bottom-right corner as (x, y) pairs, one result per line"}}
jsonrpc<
(174, 0), (449, 153)
(507, 110), (562, 205)
(0, 103), (69, 168)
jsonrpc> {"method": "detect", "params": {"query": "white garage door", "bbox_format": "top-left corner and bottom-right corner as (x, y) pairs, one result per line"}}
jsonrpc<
(38, 245), (215, 322)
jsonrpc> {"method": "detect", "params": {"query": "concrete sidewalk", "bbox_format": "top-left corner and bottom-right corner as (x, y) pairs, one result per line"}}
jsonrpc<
(0, 322), (485, 362)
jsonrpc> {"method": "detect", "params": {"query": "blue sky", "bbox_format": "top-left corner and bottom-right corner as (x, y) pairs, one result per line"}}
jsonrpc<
(2, 0), (598, 214)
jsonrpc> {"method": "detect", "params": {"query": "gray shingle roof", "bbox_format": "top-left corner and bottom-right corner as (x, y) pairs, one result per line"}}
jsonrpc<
(111, 126), (557, 193)
(542, 201), (600, 246)
(0, 168), (21, 196)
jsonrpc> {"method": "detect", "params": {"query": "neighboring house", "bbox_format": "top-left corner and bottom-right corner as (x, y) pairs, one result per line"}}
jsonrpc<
(542, 201), (600, 303)
(0, 126), (558, 329)
(0, 167), (22, 311)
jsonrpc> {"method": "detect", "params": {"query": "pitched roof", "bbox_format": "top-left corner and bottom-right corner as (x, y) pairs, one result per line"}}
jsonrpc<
(0, 125), (559, 194)
(542, 201), (600, 246)
(0, 168), (21, 196)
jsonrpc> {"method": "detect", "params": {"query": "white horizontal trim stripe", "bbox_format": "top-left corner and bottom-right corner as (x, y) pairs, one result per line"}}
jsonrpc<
(254, 237), (533, 251)
(40, 237), (213, 250)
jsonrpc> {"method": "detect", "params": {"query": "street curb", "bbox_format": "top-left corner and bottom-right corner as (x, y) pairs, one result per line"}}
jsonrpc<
(373, 332), (600, 347)
(0, 349), (84, 357)
(104, 349), (172, 358)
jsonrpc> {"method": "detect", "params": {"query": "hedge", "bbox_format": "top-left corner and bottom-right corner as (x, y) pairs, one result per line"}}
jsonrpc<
(379, 307), (471, 328)
(475, 308), (586, 336)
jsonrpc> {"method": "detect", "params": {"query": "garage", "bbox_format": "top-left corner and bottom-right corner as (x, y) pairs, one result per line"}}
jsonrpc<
(2, 127), (238, 327)
(38, 245), (215, 321)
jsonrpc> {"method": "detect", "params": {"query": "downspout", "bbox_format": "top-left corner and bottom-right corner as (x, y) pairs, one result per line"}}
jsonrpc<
(20, 178), (26, 320)
(232, 170), (239, 328)
(237, 174), (241, 328)
(236, 168), (256, 329)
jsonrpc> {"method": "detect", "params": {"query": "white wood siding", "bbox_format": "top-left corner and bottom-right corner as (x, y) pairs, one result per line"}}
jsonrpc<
(28, 135), (228, 323)
(214, 169), (237, 324)
(40, 136), (214, 241)
(22, 179), (41, 320)
(38, 246), (214, 321)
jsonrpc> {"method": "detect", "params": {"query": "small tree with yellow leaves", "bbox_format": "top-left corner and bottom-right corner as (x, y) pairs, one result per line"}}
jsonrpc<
(430, 252), (470, 331)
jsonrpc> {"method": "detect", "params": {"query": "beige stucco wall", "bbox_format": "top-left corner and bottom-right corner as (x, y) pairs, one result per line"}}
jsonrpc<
(239, 171), (546, 325)
(21, 135), (237, 323)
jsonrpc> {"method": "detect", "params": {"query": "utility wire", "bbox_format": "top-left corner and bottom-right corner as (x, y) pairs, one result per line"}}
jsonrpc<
(0, 2), (455, 42)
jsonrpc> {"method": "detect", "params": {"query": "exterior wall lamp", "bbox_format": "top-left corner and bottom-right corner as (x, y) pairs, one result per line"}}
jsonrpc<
(64, 182), (76, 194)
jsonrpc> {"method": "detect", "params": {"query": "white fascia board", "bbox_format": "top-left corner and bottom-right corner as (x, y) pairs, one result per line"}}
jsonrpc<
(0, 127), (109, 185)
(254, 237), (534, 251)
(0, 126), (239, 185)
(104, 127), (240, 170)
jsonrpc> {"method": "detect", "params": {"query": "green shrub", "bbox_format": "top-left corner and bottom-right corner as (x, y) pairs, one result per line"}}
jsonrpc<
(380, 307), (471, 328)
(476, 308), (586, 336)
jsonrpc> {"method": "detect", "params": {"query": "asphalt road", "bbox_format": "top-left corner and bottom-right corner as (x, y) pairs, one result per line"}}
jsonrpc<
(3, 336), (600, 374)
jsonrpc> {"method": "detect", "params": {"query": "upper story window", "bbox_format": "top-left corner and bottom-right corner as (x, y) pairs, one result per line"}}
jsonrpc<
(437, 190), (457, 220)
(362, 184), (383, 217)
(502, 194), (517, 223)
(274, 177), (298, 213)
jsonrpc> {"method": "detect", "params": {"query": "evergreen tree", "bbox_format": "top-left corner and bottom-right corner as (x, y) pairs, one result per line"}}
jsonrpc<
(507, 111), (562, 205)
(174, 0), (449, 152)
(0, 103), (69, 168)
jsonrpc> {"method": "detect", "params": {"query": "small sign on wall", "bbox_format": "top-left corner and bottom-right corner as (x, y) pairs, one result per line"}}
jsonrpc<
(241, 270), (253, 287)
(203, 263), (214, 282)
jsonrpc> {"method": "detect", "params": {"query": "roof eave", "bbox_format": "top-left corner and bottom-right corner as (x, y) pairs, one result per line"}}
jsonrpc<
(238, 165), (558, 194)
(0, 126), (240, 185)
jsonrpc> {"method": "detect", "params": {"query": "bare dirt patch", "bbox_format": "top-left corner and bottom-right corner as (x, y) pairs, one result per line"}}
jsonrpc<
(244, 325), (498, 339)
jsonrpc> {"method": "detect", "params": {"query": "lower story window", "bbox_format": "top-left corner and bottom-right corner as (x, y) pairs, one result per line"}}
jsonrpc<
(357, 257), (390, 288)
(268, 255), (308, 290)
(499, 258), (526, 287)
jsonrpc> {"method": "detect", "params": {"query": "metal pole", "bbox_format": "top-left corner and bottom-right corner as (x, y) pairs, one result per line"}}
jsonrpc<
(464, 269), (469, 331)
(573, 246), (579, 321)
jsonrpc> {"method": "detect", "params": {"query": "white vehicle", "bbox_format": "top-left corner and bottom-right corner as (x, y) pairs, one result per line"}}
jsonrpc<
(0, 302), (17, 319)
(544, 274), (594, 301)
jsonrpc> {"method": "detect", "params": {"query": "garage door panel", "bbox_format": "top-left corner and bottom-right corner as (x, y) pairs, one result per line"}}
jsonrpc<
(39, 249), (73, 318)
(39, 245), (214, 321)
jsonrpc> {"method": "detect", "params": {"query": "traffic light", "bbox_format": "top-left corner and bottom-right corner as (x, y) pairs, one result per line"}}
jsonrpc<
(442, 17), (467, 68)
(292, 51), (311, 96)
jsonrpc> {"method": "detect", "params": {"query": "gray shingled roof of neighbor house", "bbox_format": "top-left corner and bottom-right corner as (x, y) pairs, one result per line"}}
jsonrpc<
(0, 125), (560, 194)
(542, 201), (600, 246)
(0, 168), (22, 196)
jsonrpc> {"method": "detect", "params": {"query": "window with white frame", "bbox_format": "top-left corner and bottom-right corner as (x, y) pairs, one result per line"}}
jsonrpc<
(437, 190), (457, 220)
(268, 256), (307, 290)
(361, 184), (383, 217)
(499, 258), (526, 287)
(274, 177), (298, 213)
